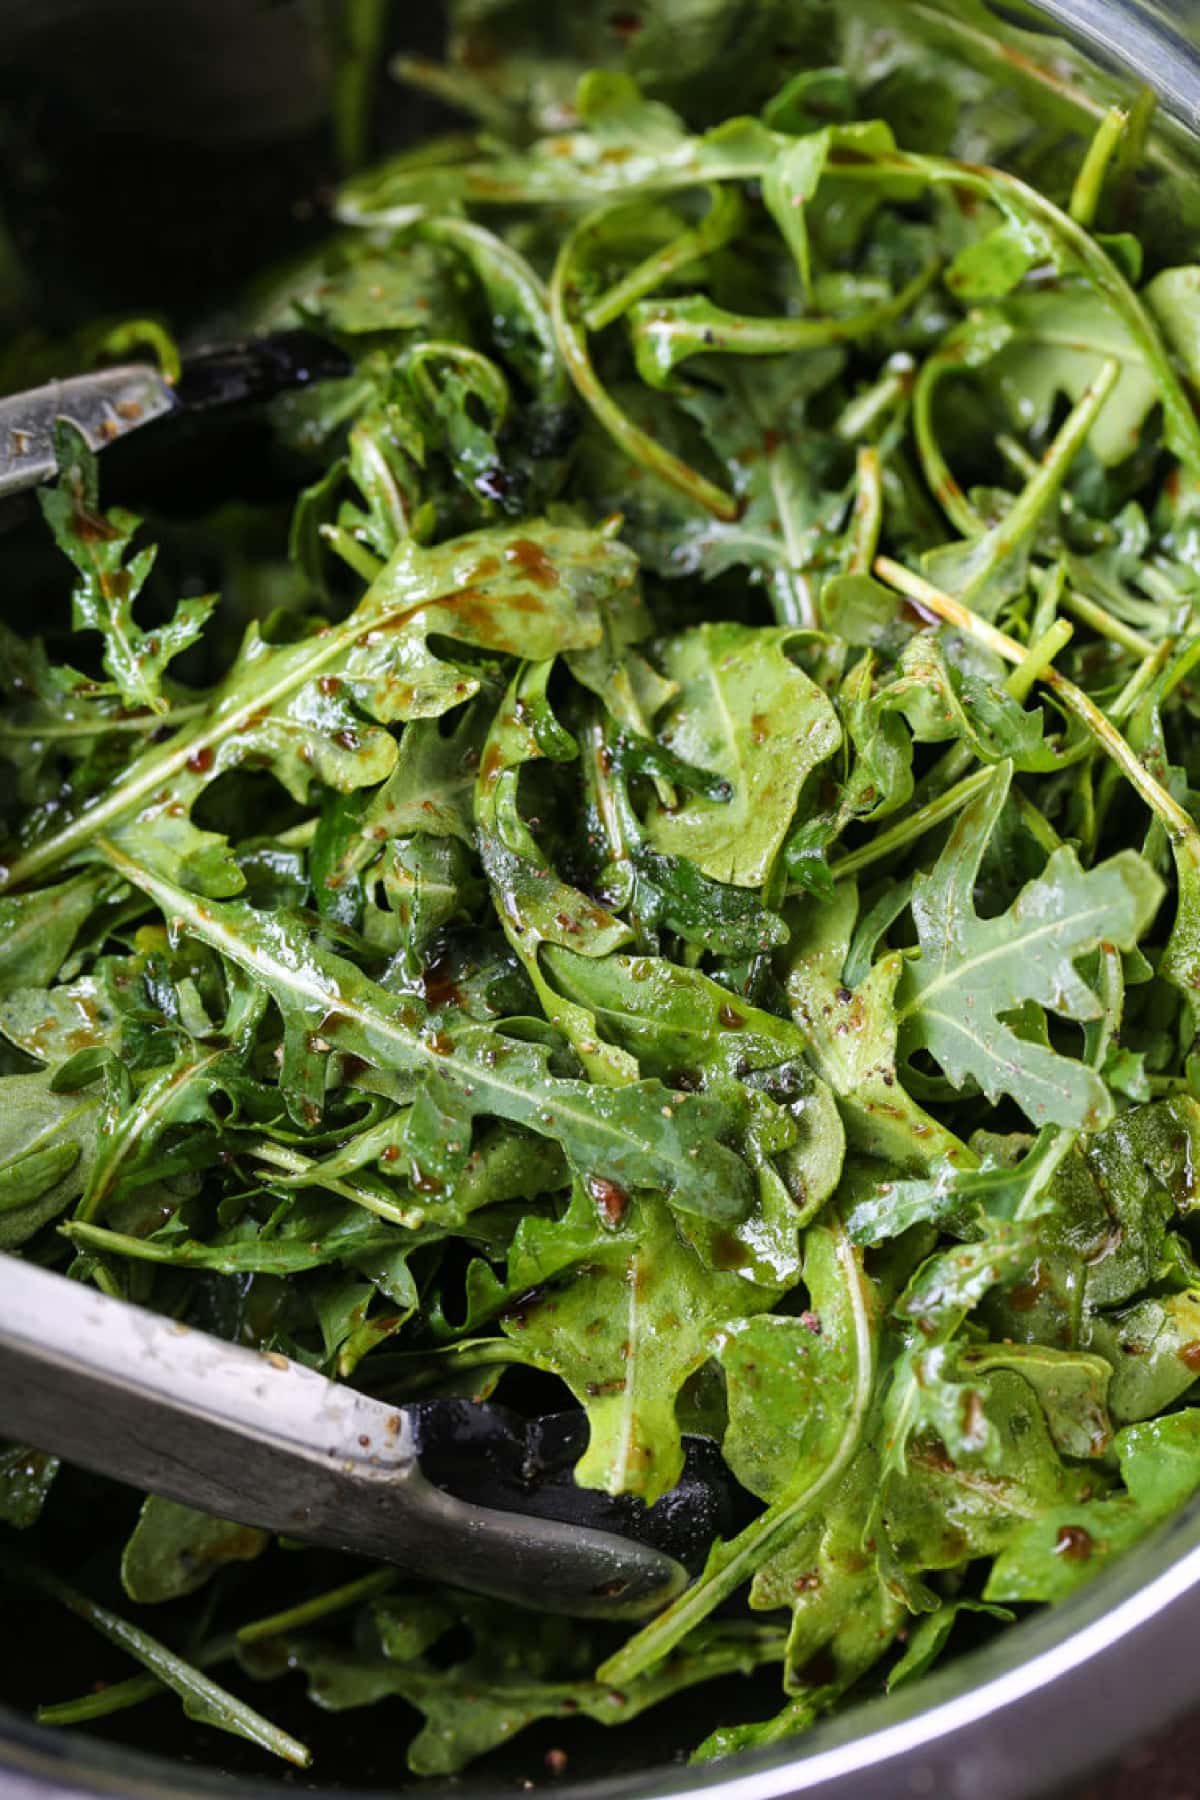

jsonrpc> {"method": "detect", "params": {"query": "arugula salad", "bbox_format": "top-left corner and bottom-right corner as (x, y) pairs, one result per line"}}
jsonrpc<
(7, 0), (1200, 1777)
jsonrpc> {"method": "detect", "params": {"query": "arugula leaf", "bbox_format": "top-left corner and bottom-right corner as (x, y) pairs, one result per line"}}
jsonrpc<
(12, 10), (1200, 1774)
(242, 1603), (783, 1776)
(0, 1447), (60, 1529)
(782, 880), (969, 1171)
(494, 1187), (774, 1502)
(40, 425), (216, 715)
(0, 1072), (99, 1250)
(3, 519), (634, 894)
(0, 871), (123, 997)
(599, 1217), (875, 1682)
(122, 1497), (269, 1604)
(476, 661), (638, 1083)
(98, 841), (755, 1224)
(985, 1411), (1200, 1603)
(897, 762), (1164, 1130)
(646, 624), (841, 887)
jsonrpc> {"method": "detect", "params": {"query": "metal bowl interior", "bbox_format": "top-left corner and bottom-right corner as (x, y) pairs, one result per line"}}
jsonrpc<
(3, 1484), (1200, 1800)
(3, 1), (1200, 1796)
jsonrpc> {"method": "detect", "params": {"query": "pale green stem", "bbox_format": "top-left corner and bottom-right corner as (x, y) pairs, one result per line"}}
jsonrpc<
(273, 817), (321, 850)
(249, 1139), (427, 1229)
(1, 1555), (310, 1767)
(913, 345), (987, 537)
(583, 186), (744, 331)
(319, 523), (385, 583)
(1006, 616), (1075, 703)
(0, 702), (207, 742)
(998, 434), (1157, 657)
(827, 766), (995, 883)
(1028, 560), (1067, 645)
(38, 1637), (236, 1727)
(38, 1570), (401, 1726)
(237, 1569), (399, 1645)
(1069, 105), (1128, 227)
(1062, 586), (1158, 660)
(956, 359), (1119, 611)
(846, 446), (884, 575)
(1013, 787), (1064, 857)
(1138, 561), (1189, 608)
(637, 260), (937, 376)
(390, 56), (517, 134)
(875, 556), (1200, 852)
(1112, 86), (1157, 202)
(834, 356), (914, 442)
(550, 213), (739, 521)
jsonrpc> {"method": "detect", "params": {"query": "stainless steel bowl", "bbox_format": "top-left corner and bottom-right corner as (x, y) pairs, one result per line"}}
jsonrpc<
(2, 1), (1200, 1794)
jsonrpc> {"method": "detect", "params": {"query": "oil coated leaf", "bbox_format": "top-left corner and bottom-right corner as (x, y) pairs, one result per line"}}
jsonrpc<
(40, 425), (215, 714)
(647, 624), (840, 887)
(985, 1411), (1200, 1603)
(122, 1497), (269, 1604)
(98, 844), (754, 1224)
(897, 764), (1164, 1131)
(498, 1188), (772, 1502)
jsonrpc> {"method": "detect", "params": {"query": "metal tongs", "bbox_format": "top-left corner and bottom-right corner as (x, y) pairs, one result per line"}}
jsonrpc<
(0, 343), (732, 1619)
(0, 1255), (711, 1619)
(0, 331), (352, 505)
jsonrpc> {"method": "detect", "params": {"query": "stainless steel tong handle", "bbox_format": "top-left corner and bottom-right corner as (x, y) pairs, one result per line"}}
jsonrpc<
(0, 1255), (687, 1619)
(0, 366), (176, 500)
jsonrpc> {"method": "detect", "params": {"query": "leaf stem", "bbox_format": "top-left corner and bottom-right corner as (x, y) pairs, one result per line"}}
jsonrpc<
(1013, 787), (1065, 857)
(846, 446), (884, 576)
(834, 355), (915, 442)
(597, 1220), (873, 1686)
(0, 702), (207, 742)
(0, 1553), (310, 1767)
(37, 1636), (237, 1727)
(829, 767), (995, 883)
(550, 213), (739, 521)
(1005, 616), (1075, 703)
(583, 186), (744, 331)
(1060, 586), (1158, 660)
(913, 342), (989, 538)
(1069, 105), (1128, 227)
(319, 523), (386, 582)
(633, 261), (939, 381)
(956, 358), (1120, 611)
(831, 148), (1200, 473)
(236, 1568), (399, 1645)
(249, 1139), (429, 1228)
(37, 1570), (402, 1727)
(875, 555), (1200, 852)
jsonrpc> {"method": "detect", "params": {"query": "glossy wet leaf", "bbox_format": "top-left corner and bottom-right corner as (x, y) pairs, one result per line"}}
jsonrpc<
(646, 624), (840, 887)
(897, 763), (1164, 1130)
(8, 10), (1200, 1773)
(985, 1411), (1200, 1603)
(122, 1498), (270, 1604)
(496, 1187), (775, 1501)
(40, 425), (216, 714)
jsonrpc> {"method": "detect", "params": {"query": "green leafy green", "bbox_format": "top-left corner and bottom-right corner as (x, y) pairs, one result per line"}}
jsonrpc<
(39, 423), (216, 715)
(9, 5), (1200, 1778)
(897, 762), (1163, 1130)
